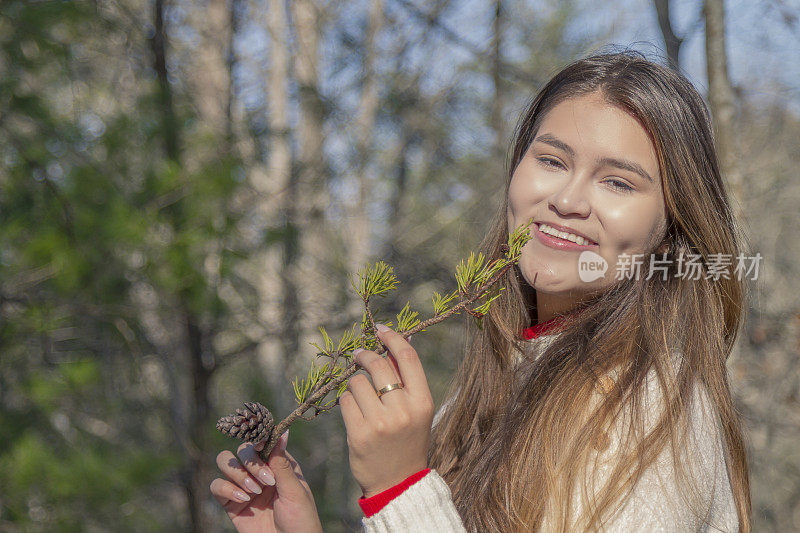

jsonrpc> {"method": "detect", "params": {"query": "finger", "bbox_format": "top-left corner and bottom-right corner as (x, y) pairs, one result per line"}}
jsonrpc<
(210, 477), (252, 507)
(216, 450), (264, 495)
(339, 390), (365, 437)
(266, 431), (306, 499)
(354, 349), (403, 403)
(346, 372), (384, 420)
(237, 441), (277, 487)
(216, 450), (262, 494)
(284, 450), (304, 478)
(386, 351), (402, 379)
(375, 324), (430, 396)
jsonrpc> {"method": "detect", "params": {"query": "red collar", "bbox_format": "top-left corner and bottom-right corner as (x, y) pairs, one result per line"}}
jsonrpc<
(521, 315), (567, 339)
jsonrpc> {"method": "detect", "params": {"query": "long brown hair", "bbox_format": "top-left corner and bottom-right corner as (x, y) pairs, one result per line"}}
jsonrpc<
(428, 49), (751, 532)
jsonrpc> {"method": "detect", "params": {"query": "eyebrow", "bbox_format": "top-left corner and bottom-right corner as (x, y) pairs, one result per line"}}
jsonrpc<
(532, 133), (655, 184)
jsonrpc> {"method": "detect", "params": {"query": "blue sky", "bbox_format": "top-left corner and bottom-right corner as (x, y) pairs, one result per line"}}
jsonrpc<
(439, 0), (800, 115)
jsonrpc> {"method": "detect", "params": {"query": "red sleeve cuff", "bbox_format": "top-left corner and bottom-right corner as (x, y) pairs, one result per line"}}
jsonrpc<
(358, 468), (432, 517)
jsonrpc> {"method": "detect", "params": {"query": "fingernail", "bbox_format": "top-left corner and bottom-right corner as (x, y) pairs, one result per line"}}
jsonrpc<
(233, 490), (250, 502)
(408, 335), (413, 342)
(259, 468), (276, 486)
(353, 348), (364, 357)
(375, 323), (390, 332)
(243, 476), (262, 494)
(279, 430), (289, 452)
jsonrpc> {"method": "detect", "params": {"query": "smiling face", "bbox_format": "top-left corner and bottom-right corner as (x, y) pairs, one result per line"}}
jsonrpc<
(507, 91), (669, 320)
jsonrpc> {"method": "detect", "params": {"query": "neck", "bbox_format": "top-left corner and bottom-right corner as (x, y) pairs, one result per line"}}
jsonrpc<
(534, 290), (584, 324)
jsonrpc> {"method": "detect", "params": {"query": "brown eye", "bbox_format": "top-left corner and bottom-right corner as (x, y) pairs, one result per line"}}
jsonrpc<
(605, 179), (634, 192)
(537, 157), (564, 169)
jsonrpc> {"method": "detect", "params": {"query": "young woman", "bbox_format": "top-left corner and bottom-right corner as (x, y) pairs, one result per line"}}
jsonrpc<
(210, 50), (751, 532)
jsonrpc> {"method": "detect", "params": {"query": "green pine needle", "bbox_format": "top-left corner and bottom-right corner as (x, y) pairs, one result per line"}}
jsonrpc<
(506, 218), (535, 258)
(309, 326), (335, 357)
(431, 289), (459, 315)
(395, 301), (423, 333)
(337, 323), (360, 356)
(292, 360), (322, 405)
(337, 377), (349, 397)
(350, 260), (399, 300)
(472, 285), (506, 316)
(291, 222), (534, 415)
(455, 251), (486, 293)
(320, 326), (333, 352)
(293, 359), (347, 407)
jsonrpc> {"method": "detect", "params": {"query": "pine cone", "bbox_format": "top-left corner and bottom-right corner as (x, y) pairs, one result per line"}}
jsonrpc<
(216, 402), (274, 443)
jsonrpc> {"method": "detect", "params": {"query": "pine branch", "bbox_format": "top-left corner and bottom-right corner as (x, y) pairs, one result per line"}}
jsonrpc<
(216, 218), (535, 459)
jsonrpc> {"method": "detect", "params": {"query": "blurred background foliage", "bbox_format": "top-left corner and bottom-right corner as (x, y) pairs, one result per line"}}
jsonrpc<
(1, 0), (799, 531)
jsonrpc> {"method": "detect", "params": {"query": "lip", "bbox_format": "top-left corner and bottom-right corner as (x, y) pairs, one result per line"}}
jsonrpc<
(533, 222), (599, 251)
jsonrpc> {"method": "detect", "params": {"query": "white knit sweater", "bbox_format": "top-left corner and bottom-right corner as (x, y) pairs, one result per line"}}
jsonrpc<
(361, 333), (740, 532)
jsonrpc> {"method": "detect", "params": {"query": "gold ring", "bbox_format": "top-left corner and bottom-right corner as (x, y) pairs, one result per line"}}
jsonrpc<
(376, 382), (404, 398)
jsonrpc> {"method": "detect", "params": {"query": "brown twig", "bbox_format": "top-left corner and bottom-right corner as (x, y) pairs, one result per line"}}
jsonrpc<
(219, 217), (536, 459)
(255, 258), (519, 459)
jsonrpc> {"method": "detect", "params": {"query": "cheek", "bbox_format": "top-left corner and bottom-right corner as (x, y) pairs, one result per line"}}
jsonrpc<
(600, 203), (666, 260)
(507, 182), (523, 231)
(508, 178), (524, 212)
(508, 169), (548, 221)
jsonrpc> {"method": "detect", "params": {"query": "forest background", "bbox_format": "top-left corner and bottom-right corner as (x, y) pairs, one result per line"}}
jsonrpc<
(2, 0), (799, 531)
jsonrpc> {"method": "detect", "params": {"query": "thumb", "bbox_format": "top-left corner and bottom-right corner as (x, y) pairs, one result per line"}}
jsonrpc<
(266, 430), (303, 497)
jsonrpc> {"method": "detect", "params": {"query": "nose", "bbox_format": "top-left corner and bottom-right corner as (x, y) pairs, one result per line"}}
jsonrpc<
(548, 174), (591, 218)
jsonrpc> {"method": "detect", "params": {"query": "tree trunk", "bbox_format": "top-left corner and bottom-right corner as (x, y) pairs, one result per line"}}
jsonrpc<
(184, 312), (214, 533)
(335, 0), (385, 511)
(704, 0), (746, 385)
(347, 0), (382, 318)
(491, 0), (505, 156)
(287, 0), (335, 361)
(285, 0), (345, 513)
(654, 0), (683, 71)
(249, 0), (296, 424)
(188, 0), (233, 152)
(150, 2), (215, 530)
(704, 0), (743, 223)
(151, 0), (179, 162)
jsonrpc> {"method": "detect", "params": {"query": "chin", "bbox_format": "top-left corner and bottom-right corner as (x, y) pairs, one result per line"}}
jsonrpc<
(535, 280), (589, 295)
(521, 266), (581, 294)
(519, 255), (574, 287)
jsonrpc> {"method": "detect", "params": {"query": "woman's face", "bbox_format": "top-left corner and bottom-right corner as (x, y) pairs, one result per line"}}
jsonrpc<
(507, 91), (668, 314)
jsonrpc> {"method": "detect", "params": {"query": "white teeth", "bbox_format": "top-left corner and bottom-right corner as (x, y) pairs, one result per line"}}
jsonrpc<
(539, 224), (594, 246)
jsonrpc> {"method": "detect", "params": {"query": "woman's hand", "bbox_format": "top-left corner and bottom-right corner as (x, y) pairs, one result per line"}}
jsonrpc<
(340, 323), (435, 498)
(210, 431), (323, 533)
